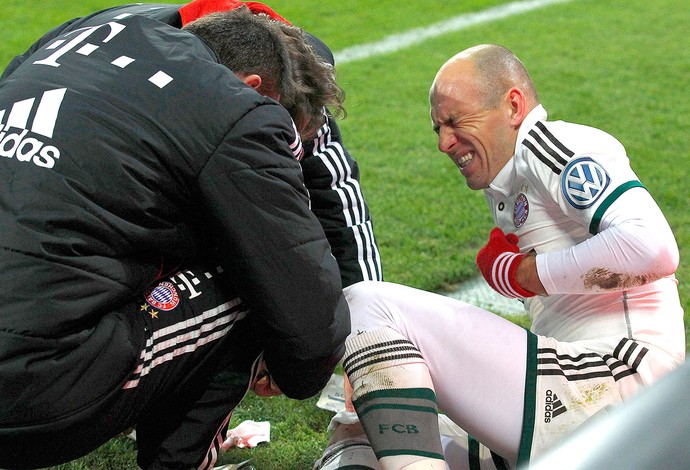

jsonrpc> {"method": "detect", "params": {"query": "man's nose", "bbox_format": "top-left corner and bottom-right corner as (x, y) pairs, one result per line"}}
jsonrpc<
(437, 127), (456, 153)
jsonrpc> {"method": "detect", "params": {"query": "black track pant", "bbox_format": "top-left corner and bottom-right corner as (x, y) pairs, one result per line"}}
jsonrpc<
(0, 264), (262, 470)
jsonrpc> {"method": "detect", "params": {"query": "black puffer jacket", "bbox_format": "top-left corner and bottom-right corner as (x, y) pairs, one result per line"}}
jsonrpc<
(0, 6), (349, 420)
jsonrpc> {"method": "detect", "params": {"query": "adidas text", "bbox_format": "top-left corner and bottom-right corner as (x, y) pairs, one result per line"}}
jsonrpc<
(0, 129), (60, 168)
(544, 389), (567, 423)
(0, 88), (66, 169)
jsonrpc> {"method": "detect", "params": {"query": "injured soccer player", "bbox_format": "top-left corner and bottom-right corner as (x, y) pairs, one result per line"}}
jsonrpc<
(316, 43), (685, 470)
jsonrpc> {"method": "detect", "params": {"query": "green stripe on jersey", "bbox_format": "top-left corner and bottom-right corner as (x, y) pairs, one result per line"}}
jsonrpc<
(589, 180), (646, 234)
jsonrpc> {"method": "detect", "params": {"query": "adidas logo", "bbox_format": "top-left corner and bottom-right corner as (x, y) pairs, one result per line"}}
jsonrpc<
(0, 88), (66, 169)
(544, 389), (567, 423)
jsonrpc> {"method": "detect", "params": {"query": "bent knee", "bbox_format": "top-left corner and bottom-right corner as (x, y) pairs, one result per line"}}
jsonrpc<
(344, 281), (404, 332)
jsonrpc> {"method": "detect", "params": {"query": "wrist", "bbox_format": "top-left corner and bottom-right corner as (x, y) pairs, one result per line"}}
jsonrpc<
(515, 253), (545, 296)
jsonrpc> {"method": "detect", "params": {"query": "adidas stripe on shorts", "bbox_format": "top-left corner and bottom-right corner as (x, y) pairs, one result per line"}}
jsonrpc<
(517, 332), (661, 465)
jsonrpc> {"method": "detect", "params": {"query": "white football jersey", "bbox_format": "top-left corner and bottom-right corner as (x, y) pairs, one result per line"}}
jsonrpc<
(484, 106), (684, 361)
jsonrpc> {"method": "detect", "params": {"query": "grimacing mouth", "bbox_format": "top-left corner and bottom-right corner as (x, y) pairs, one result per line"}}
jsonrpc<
(455, 151), (474, 168)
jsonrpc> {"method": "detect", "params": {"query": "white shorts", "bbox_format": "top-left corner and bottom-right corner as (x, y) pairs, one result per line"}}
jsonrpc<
(342, 281), (680, 467)
(519, 330), (682, 464)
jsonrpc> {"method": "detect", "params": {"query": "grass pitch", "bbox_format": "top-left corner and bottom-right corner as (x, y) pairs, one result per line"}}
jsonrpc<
(2, 0), (688, 468)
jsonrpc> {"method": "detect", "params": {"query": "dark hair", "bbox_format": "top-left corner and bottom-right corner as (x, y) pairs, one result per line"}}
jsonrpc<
(183, 7), (290, 97)
(183, 7), (345, 140)
(275, 22), (346, 139)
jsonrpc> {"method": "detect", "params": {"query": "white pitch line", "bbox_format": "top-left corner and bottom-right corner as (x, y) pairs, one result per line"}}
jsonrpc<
(442, 276), (526, 316)
(333, 0), (573, 315)
(334, 0), (573, 65)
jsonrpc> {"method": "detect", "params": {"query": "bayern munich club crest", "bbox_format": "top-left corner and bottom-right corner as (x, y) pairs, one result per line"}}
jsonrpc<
(145, 281), (180, 311)
(513, 193), (529, 228)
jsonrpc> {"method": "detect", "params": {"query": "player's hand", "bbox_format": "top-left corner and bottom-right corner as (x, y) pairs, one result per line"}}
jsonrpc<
(251, 358), (283, 397)
(476, 227), (536, 299)
(253, 372), (282, 396)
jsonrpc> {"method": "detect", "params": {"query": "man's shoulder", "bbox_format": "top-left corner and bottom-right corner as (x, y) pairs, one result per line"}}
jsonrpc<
(304, 31), (335, 66)
(79, 4), (183, 26)
(535, 119), (624, 156)
(518, 118), (626, 178)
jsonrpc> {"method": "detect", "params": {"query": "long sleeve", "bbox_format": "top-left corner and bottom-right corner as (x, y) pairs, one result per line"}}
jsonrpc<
(197, 103), (350, 399)
(301, 114), (383, 286)
(536, 187), (679, 294)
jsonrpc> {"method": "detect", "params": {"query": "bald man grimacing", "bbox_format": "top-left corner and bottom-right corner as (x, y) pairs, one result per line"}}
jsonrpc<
(327, 43), (684, 470)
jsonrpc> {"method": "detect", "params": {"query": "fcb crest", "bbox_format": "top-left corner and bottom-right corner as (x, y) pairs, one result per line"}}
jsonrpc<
(561, 157), (610, 209)
(145, 281), (180, 311)
(513, 193), (529, 228)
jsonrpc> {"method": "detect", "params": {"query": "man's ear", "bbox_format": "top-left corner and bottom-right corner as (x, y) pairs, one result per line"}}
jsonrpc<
(239, 73), (262, 91)
(507, 87), (528, 127)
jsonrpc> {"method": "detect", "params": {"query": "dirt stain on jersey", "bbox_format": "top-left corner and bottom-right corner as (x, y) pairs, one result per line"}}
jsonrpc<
(583, 267), (652, 290)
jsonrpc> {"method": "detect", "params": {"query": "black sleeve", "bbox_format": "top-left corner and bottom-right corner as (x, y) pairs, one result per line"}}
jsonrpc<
(301, 115), (383, 286)
(197, 102), (350, 399)
(299, 33), (383, 286)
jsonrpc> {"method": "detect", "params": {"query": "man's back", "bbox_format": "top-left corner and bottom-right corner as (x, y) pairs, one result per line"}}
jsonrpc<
(0, 11), (268, 332)
(0, 8), (340, 422)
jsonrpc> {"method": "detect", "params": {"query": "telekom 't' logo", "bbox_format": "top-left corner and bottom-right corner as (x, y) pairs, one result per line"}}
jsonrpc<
(34, 21), (127, 68)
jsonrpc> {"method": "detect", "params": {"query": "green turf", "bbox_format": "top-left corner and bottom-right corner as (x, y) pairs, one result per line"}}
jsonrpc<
(2, 0), (688, 468)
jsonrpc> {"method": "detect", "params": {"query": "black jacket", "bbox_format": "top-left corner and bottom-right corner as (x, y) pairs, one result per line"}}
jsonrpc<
(2, 3), (383, 287)
(0, 5), (349, 420)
